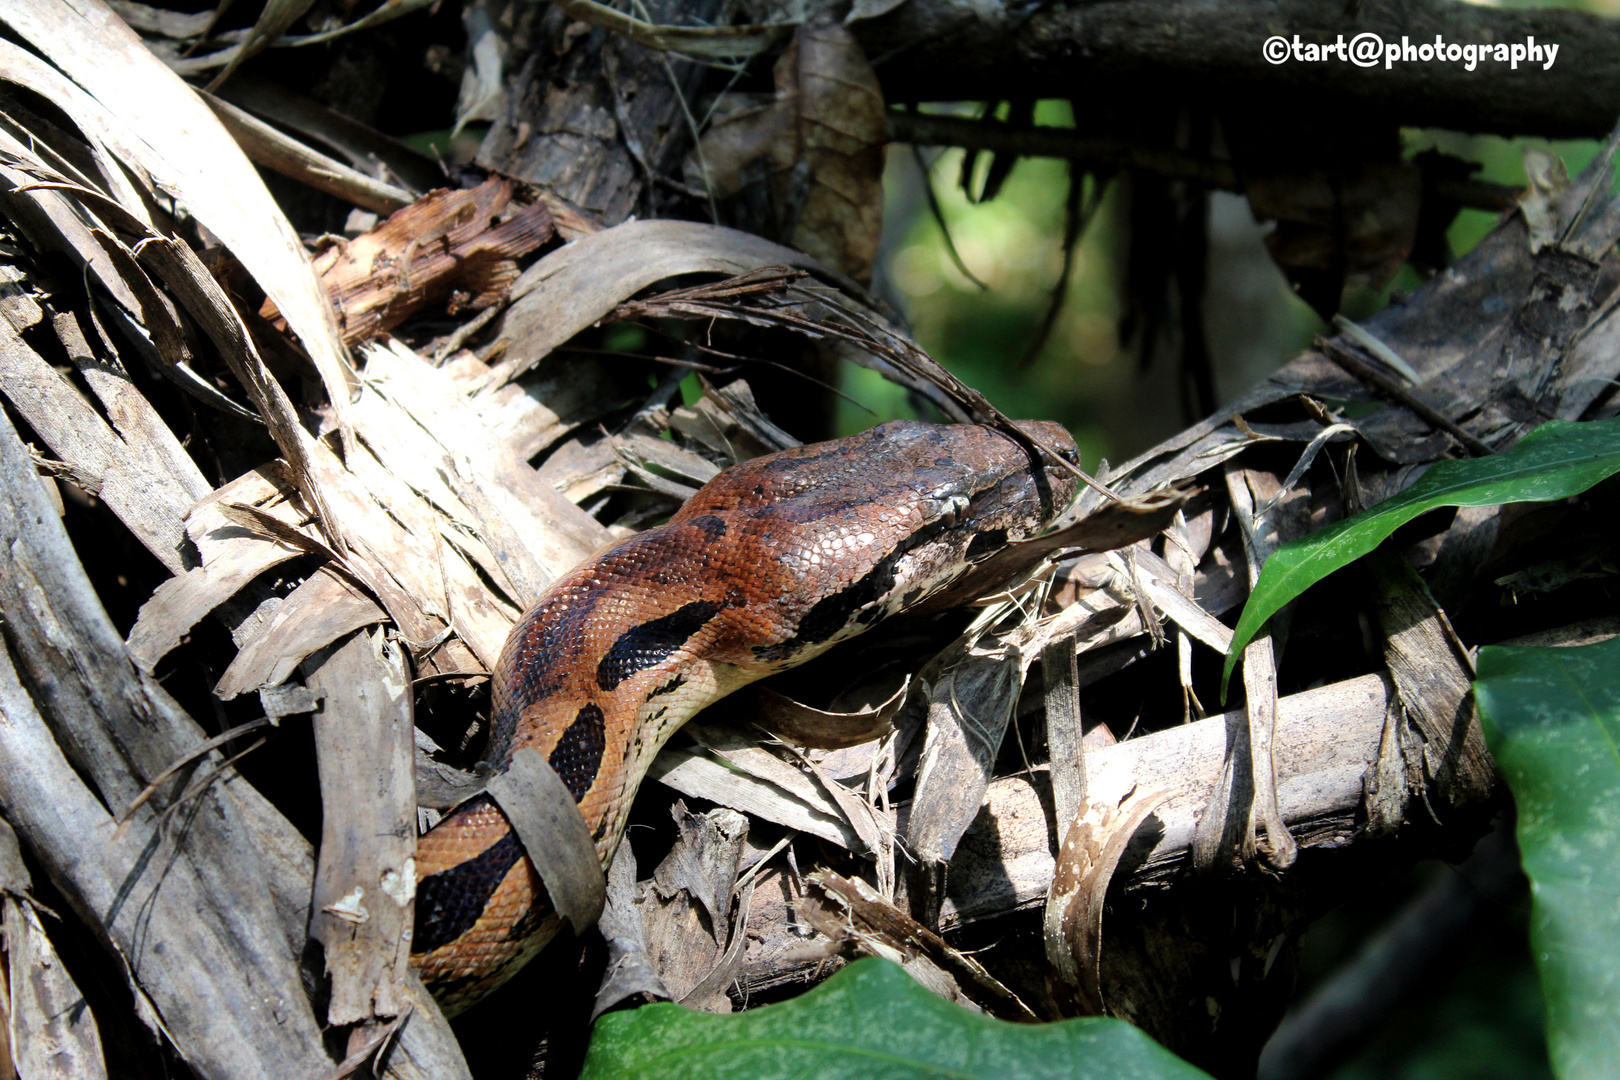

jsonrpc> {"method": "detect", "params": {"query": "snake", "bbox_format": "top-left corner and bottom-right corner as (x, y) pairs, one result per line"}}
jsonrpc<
(409, 419), (1080, 1012)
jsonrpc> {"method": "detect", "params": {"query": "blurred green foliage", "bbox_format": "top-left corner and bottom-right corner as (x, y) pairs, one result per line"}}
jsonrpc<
(846, 99), (1324, 467)
(840, 102), (1130, 468)
(1411, 130), (1603, 257)
(849, 104), (1609, 475)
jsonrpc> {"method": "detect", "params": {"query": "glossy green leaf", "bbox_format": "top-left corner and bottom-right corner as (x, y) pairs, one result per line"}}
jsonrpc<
(581, 957), (1212, 1080)
(1476, 639), (1620, 1080)
(1222, 417), (1620, 697)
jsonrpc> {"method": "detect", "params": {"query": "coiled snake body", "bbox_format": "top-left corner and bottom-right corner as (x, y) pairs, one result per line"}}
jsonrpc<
(411, 420), (1079, 1010)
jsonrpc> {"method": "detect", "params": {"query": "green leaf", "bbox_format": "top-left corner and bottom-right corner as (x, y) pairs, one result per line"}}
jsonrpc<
(1221, 417), (1620, 698)
(581, 958), (1212, 1080)
(1476, 639), (1620, 1080)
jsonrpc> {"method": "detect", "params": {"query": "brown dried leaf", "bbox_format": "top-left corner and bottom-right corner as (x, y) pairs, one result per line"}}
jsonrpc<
(1042, 788), (1171, 1015)
(594, 843), (672, 1019)
(693, 21), (885, 284)
(638, 805), (750, 1013)
(264, 178), (554, 345)
(202, 92), (415, 216)
(1246, 163), (1422, 300)
(739, 678), (908, 750)
(905, 636), (1021, 895)
(803, 870), (1038, 1021)
(478, 220), (852, 391)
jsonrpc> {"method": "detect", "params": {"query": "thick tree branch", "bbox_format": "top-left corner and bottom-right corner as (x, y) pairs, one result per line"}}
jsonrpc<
(859, 0), (1620, 139)
(885, 112), (1520, 211)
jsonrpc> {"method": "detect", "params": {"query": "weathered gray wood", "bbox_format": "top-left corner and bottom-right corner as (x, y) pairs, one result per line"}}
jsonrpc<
(738, 673), (1398, 995)
(0, 381), (473, 1080)
(1216, 465), (1311, 871)
(1041, 635), (1085, 848)
(359, 341), (607, 591)
(0, 403), (332, 1079)
(0, 0), (355, 430)
(304, 628), (417, 1026)
(1366, 551), (1495, 812)
(1, 812), (109, 1079)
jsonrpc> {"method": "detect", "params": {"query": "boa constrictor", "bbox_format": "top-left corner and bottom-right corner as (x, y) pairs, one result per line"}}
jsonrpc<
(410, 419), (1080, 1011)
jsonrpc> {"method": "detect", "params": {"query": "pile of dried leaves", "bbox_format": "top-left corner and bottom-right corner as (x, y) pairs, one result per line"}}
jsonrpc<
(1, 4), (1620, 1080)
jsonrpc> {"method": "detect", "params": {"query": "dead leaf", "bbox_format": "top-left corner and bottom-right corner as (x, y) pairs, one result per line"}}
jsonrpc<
(1042, 788), (1171, 1015)
(638, 804), (750, 1012)
(803, 870), (1038, 1021)
(691, 20), (885, 284)
(739, 678), (908, 750)
(1245, 162), (1423, 313)
(264, 178), (555, 345)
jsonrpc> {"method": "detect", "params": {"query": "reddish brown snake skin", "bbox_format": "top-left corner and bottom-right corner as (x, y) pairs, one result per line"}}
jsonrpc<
(410, 419), (1080, 1011)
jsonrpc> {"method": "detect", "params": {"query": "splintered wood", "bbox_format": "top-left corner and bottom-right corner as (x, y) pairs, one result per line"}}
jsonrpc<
(264, 178), (557, 345)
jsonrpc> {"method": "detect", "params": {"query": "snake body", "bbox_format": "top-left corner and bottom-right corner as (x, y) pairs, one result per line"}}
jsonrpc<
(410, 419), (1079, 1011)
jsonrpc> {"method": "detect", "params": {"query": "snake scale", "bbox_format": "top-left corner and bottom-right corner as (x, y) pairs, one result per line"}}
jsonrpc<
(410, 419), (1080, 1011)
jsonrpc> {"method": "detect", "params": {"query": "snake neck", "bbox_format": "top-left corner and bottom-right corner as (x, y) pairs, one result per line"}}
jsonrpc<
(407, 420), (1084, 1011)
(410, 637), (762, 1011)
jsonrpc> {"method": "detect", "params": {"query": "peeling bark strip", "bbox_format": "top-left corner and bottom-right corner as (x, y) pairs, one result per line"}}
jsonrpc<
(263, 178), (555, 345)
(304, 628), (417, 1026)
(1044, 790), (1173, 1016)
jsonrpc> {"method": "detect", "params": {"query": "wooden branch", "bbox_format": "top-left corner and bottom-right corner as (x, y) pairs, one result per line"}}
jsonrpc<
(859, 0), (1620, 139)
(738, 672), (1400, 993)
(885, 112), (1520, 212)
